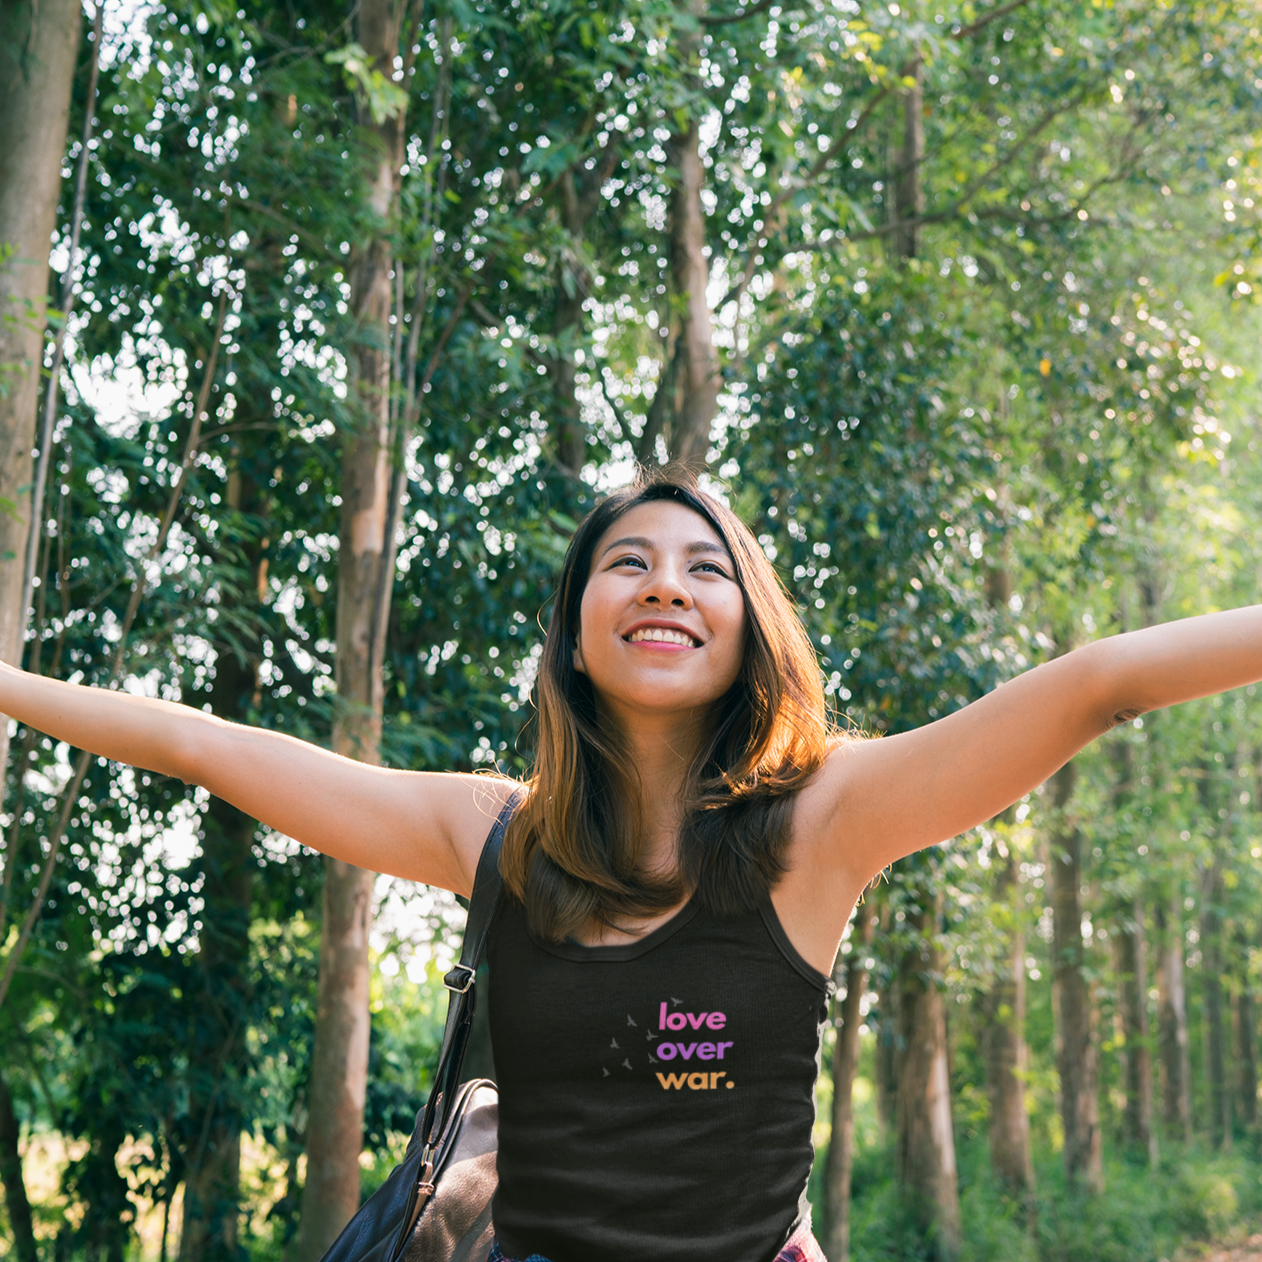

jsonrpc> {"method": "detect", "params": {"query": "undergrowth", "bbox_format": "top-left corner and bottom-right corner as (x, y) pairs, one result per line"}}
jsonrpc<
(834, 1137), (1262, 1262)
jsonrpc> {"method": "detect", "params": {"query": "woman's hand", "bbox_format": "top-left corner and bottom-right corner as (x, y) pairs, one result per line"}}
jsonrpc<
(0, 661), (515, 895)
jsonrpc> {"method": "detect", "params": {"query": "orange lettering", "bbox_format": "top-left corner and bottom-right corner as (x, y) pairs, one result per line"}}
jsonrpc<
(656, 1073), (688, 1090)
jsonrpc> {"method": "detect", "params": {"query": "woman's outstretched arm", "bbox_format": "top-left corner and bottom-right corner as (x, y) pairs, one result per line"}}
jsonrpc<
(805, 605), (1262, 888)
(0, 661), (513, 894)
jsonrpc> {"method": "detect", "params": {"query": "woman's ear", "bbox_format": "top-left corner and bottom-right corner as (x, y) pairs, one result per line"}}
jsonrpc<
(573, 634), (586, 676)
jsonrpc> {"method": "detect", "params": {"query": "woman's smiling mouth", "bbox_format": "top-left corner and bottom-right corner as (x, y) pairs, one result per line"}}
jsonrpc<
(625, 626), (702, 648)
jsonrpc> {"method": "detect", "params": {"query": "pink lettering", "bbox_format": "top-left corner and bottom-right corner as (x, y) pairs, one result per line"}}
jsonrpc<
(706, 1013), (726, 1030)
(686, 1012), (708, 1029)
(666, 1012), (686, 1031)
(660, 1002), (669, 1029)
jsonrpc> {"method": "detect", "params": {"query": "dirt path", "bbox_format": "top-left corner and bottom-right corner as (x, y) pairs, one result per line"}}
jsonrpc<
(1197, 1236), (1262, 1261)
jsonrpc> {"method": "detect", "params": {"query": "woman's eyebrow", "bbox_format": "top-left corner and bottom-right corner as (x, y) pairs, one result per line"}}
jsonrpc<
(599, 535), (652, 556)
(598, 536), (730, 559)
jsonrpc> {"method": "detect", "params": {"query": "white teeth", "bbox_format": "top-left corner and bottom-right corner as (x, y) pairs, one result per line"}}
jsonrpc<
(628, 627), (697, 647)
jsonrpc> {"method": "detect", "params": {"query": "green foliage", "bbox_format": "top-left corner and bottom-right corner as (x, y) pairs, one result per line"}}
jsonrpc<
(6, 0), (1262, 1256)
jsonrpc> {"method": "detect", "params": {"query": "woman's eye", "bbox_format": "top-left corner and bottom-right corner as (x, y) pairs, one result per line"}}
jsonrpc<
(693, 561), (727, 575)
(614, 555), (646, 569)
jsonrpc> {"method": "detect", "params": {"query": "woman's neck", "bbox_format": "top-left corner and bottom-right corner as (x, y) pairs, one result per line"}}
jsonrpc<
(622, 719), (710, 877)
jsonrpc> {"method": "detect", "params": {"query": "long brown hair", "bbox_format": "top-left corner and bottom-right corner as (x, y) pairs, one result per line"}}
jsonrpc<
(501, 467), (838, 941)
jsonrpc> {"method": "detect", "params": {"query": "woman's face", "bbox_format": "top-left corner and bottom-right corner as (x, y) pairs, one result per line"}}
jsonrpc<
(573, 501), (748, 728)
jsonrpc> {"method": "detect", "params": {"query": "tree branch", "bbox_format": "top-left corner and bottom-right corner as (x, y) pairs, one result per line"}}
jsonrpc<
(598, 368), (635, 447)
(0, 289), (229, 1017)
(716, 84), (893, 311)
(369, 263), (485, 688)
(952, 0), (1036, 40)
(577, 130), (624, 224)
(702, 0), (776, 26)
(717, 0), (1040, 308)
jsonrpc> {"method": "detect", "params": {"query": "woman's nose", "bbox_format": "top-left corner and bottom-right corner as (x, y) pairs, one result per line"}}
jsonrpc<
(640, 564), (692, 607)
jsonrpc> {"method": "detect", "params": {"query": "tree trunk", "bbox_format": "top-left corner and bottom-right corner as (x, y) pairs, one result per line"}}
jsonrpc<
(549, 239), (587, 475)
(1049, 760), (1103, 1191)
(893, 60), (925, 261)
(822, 903), (877, 1262)
(548, 169), (590, 475)
(179, 461), (267, 1262)
(1115, 900), (1157, 1164)
(179, 797), (253, 1262)
(981, 846), (1035, 1198)
(1155, 894), (1192, 1142)
(0, 1070), (37, 1262)
(296, 1), (407, 1253)
(1235, 977), (1258, 1136)
(0, 0), (82, 797)
(873, 1004), (898, 1141)
(870, 897), (898, 1138)
(895, 877), (961, 1260)
(661, 0), (719, 468)
(66, 1119), (133, 1262)
(546, 143), (619, 475)
(1200, 863), (1231, 1149)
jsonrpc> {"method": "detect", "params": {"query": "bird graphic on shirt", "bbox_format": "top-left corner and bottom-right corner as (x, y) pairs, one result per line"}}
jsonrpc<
(646, 1030), (658, 1041)
(627, 1014), (638, 1027)
(648, 1054), (658, 1065)
(610, 1037), (620, 1050)
(671, 997), (683, 1006)
(623, 1058), (633, 1071)
(602, 1067), (610, 1077)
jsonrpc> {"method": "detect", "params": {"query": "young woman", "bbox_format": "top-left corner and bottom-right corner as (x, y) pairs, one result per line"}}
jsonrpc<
(2, 468), (1260, 1262)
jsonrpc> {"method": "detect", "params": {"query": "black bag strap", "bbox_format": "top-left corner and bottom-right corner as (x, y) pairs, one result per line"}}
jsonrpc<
(418, 789), (521, 1156)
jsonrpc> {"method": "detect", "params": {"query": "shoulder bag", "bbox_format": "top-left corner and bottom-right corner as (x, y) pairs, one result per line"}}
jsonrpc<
(319, 792), (520, 1262)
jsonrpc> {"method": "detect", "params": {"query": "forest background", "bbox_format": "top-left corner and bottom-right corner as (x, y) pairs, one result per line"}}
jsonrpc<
(3, 0), (1262, 1260)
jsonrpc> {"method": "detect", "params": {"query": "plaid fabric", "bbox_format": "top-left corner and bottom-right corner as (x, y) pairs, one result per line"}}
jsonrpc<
(487, 1214), (827, 1262)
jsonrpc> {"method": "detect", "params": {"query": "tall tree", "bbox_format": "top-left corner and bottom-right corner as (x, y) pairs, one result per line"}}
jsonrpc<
(297, 0), (412, 1252)
(1200, 858), (1231, 1149)
(1156, 893), (1193, 1142)
(1049, 760), (1103, 1191)
(0, 0), (82, 788)
(1234, 926), (1258, 1138)
(0, 1070), (37, 1262)
(179, 449), (271, 1262)
(982, 842), (1035, 1198)
(895, 879), (961, 1260)
(0, 7), (83, 1240)
(660, 0), (720, 466)
(979, 536), (1034, 1201)
(822, 902), (876, 1262)
(1114, 899), (1157, 1164)
(890, 70), (960, 1255)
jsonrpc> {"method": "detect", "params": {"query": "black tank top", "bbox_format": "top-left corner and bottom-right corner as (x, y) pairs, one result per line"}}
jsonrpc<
(486, 892), (834, 1262)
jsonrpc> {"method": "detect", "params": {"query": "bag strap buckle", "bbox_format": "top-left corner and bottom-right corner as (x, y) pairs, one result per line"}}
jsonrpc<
(443, 964), (476, 994)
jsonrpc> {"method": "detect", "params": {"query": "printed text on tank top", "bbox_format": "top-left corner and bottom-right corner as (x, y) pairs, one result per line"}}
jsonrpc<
(487, 892), (833, 1262)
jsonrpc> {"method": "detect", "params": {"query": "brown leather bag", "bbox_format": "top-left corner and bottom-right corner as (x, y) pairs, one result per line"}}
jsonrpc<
(319, 795), (518, 1262)
(396, 1079), (498, 1261)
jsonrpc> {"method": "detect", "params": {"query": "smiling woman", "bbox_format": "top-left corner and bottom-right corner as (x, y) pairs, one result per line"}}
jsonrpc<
(501, 473), (834, 950)
(6, 464), (1262, 1262)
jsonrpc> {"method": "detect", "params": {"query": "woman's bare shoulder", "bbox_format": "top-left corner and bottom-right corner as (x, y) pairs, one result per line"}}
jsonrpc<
(431, 772), (527, 896)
